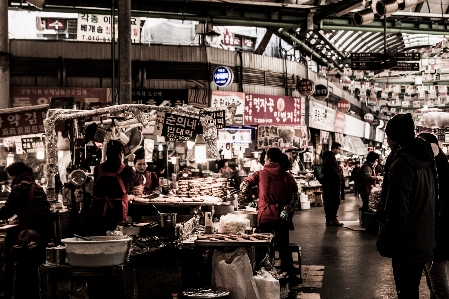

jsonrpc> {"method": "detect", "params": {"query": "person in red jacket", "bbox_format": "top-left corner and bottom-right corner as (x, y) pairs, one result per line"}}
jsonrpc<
(240, 148), (300, 286)
(131, 149), (161, 197)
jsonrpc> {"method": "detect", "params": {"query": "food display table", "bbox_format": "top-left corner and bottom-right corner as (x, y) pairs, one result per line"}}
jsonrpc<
(302, 185), (322, 203)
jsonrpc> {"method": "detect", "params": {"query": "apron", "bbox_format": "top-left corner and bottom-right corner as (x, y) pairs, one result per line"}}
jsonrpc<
(93, 163), (129, 223)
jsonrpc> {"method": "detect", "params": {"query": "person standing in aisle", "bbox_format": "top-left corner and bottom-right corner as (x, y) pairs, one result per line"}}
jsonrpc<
(240, 148), (300, 286)
(351, 161), (361, 197)
(419, 133), (449, 299)
(357, 151), (382, 227)
(321, 142), (343, 226)
(89, 140), (140, 236)
(377, 113), (437, 299)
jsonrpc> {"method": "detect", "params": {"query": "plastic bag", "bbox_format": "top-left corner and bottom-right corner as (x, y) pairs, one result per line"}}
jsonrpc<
(254, 268), (280, 299)
(368, 186), (382, 213)
(211, 247), (260, 299)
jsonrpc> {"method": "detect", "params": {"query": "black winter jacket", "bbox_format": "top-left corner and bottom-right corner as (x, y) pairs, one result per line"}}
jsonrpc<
(321, 151), (341, 191)
(377, 138), (436, 263)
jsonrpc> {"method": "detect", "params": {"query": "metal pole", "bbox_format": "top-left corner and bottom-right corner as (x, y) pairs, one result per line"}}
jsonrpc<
(0, 0), (10, 109)
(111, 0), (116, 105)
(118, 0), (132, 104)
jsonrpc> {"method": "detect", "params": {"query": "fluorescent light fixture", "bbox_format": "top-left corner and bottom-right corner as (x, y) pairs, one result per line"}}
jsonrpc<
(415, 76), (423, 85)
(158, 144), (163, 152)
(36, 149), (45, 160)
(187, 141), (195, 150)
(194, 134), (207, 163)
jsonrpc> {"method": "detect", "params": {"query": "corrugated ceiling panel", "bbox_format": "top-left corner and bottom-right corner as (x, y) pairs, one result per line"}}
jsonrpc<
(147, 80), (195, 89)
(206, 47), (238, 66)
(243, 85), (286, 96)
(66, 78), (101, 88)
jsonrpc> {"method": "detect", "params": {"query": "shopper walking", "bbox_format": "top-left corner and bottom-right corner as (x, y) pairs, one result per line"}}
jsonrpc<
(358, 152), (382, 227)
(377, 113), (436, 299)
(419, 133), (449, 299)
(240, 148), (300, 286)
(321, 142), (343, 226)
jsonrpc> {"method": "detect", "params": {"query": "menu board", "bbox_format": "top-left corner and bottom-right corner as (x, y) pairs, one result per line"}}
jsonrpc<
(200, 110), (226, 129)
(308, 100), (336, 132)
(210, 91), (245, 125)
(244, 94), (303, 125)
(0, 108), (47, 138)
(153, 112), (198, 141)
(257, 125), (308, 149)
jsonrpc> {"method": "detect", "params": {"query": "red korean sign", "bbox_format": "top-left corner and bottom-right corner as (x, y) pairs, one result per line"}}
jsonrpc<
(334, 111), (346, 133)
(0, 108), (47, 138)
(244, 94), (302, 125)
(297, 79), (315, 96)
(337, 99), (351, 112)
(10, 87), (110, 108)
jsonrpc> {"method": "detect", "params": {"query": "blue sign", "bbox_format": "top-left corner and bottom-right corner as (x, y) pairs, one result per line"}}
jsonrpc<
(213, 66), (234, 87)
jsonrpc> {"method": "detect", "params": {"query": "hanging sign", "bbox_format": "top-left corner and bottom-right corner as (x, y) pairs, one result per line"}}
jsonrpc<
(297, 79), (315, 96)
(0, 108), (47, 138)
(131, 89), (188, 106)
(244, 94), (303, 125)
(312, 84), (329, 101)
(337, 99), (351, 112)
(213, 66), (234, 87)
(210, 90), (244, 125)
(364, 113), (374, 123)
(21, 137), (45, 154)
(334, 111), (346, 133)
(308, 100), (336, 131)
(153, 112), (198, 141)
(200, 110), (226, 129)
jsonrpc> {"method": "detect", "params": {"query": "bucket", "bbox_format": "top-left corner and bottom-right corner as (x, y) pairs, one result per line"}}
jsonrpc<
(300, 193), (308, 202)
(363, 212), (379, 233)
(300, 201), (310, 210)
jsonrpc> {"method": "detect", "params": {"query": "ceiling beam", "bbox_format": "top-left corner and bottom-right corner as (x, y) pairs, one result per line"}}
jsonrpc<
(317, 17), (449, 35)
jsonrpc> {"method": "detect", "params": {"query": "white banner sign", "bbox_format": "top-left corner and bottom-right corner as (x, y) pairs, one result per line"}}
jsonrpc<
(77, 14), (140, 43)
(211, 90), (245, 125)
(308, 100), (336, 132)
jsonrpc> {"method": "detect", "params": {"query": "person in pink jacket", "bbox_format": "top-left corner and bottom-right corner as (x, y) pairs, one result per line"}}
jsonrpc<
(240, 148), (300, 286)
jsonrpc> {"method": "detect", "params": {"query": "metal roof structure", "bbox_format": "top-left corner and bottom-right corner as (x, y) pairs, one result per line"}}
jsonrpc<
(9, 0), (449, 71)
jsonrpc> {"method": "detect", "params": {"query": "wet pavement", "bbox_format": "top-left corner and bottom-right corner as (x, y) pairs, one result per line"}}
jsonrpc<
(290, 191), (432, 299)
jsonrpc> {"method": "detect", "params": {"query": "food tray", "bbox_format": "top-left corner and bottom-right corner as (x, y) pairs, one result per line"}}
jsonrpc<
(194, 233), (273, 247)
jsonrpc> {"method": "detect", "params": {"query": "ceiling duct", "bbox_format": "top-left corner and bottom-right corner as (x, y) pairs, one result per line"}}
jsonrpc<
(354, 8), (376, 26)
(26, 0), (45, 9)
(376, 0), (399, 16)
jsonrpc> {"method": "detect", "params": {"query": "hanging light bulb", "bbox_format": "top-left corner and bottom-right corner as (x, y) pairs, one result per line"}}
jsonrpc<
(187, 141), (195, 150)
(158, 143), (163, 152)
(36, 147), (45, 160)
(194, 134), (207, 164)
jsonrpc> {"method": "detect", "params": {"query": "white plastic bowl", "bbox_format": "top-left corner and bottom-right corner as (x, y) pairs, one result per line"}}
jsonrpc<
(61, 236), (131, 267)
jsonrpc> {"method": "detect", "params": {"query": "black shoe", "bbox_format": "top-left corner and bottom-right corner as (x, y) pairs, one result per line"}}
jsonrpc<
(288, 274), (303, 286)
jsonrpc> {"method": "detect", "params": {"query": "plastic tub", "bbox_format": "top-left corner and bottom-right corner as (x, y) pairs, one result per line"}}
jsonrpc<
(61, 236), (131, 267)
(300, 201), (310, 210)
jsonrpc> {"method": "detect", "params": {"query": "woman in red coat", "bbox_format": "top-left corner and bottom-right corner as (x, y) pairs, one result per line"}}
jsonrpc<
(241, 148), (300, 286)
(132, 150), (160, 196)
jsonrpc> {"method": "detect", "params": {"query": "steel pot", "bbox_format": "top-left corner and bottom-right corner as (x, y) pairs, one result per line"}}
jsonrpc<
(159, 213), (177, 228)
(46, 246), (66, 265)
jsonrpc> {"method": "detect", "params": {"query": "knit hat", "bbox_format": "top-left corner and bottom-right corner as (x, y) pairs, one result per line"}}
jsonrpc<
(385, 113), (415, 146)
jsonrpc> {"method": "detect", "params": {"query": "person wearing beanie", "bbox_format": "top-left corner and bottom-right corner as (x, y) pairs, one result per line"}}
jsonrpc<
(131, 148), (161, 197)
(377, 114), (437, 298)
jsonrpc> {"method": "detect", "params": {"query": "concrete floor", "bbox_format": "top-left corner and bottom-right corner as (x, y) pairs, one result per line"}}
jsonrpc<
(291, 191), (432, 299)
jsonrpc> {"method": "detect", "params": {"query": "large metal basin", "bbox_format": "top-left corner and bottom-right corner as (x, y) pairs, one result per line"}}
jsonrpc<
(61, 236), (131, 267)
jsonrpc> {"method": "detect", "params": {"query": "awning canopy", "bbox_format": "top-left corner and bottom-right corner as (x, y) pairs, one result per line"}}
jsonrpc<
(343, 135), (367, 156)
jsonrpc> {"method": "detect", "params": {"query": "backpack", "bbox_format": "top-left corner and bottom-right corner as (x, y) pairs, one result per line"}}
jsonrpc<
(313, 164), (324, 183)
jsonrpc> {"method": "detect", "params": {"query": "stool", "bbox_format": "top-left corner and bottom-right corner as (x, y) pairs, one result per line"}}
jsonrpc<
(272, 242), (302, 281)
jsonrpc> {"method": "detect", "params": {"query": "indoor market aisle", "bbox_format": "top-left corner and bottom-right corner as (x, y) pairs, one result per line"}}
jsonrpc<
(290, 191), (431, 299)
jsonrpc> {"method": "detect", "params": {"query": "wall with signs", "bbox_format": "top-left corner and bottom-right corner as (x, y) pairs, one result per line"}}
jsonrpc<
(344, 115), (365, 138)
(256, 125), (308, 149)
(211, 91), (245, 125)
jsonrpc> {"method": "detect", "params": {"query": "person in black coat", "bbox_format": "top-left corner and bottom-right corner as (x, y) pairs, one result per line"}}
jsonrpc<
(377, 114), (437, 299)
(419, 133), (449, 299)
(321, 142), (343, 226)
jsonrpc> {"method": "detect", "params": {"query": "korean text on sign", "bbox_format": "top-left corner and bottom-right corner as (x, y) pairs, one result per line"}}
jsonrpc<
(154, 112), (199, 141)
(244, 94), (302, 125)
(200, 110), (226, 129)
(77, 14), (140, 43)
(0, 108), (47, 138)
